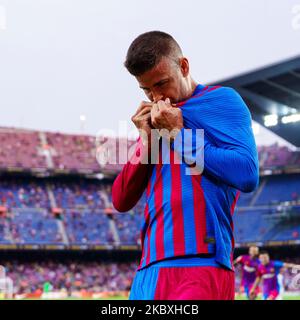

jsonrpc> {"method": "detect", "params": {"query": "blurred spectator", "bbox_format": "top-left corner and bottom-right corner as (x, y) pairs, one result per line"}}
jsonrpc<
(64, 210), (114, 245)
(46, 132), (100, 171)
(9, 210), (63, 244)
(1, 127), (300, 172)
(52, 180), (107, 210)
(0, 128), (47, 169)
(2, 260), (136, 295)
(114, 212), (142, 245)
(0, 179), (50, 209)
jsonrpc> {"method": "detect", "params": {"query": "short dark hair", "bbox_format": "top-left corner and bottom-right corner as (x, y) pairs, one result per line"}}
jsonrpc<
(124, 31), (183, 76)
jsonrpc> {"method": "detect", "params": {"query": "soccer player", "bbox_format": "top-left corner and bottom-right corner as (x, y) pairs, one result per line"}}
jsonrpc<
(112, 31), (259, 300)
(277, 270), (285, 300)
(250, 251), (300, 300)
(234, 246), (260, 299)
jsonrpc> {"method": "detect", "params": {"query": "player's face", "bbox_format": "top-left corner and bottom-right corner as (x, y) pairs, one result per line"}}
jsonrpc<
(249, 246), (259, 258)
(259, 254), (270, 265)
(136, 56), (190, 104)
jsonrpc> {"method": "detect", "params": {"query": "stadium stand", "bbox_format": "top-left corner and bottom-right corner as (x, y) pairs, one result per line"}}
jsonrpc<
(0, 126), (299, 248)
(64, 210), (114, 245)
(0, 178), (50, 209)
(258, 144), (297, 168)
(0, 219), (10, 244)
(0, 126), (300, 298)
(10, 209), (64, 245)
(0, 128), (47, 170)
(51, 180), (107, 210)
(114, 212), (141, 245)
(1, 260), (136, 296)
(46, 132), (100, 172)
(254, 174), (300, 205)
(1, 127), (300, 172)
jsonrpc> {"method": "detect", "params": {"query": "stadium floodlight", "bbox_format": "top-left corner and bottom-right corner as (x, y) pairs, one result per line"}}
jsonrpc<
(290, 108), (298, 114)
(79, 114), (86, 122)
(96, 173), (104, 180)
(281, 113), (300, 124)
(80, 114), (87, 132)
(0, 5), (6, 31)
(264, 114), (278, 127)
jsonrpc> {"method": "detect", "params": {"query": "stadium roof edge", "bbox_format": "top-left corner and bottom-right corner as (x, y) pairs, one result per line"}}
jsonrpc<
(207, 55), (300, 87)
(208, 55), (300, 147)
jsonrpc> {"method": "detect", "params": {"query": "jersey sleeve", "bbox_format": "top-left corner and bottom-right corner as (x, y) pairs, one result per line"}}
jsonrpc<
(256, 266), (263, 278)
(274, 260), (284, 272)
(236, 255), (245, 265)
(112, 137), (154, 212)
(173, 87), (259, 192)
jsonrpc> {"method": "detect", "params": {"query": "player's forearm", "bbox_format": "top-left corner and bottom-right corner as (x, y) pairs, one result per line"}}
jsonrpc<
(171, 128), (259, 192)
(174, 88), (259, 192)
(112, 137), (154, 212)
(251, 277), (261, 291)
(112, 164), (150, 212)
(203, 143), (259, 193)
(233, 256), (242, 265)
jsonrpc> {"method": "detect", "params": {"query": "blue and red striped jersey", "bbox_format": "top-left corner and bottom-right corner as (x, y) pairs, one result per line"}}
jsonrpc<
(112, 84), (259, 271)
(257, 260), (284, 295)
(237, 255), (260, 286)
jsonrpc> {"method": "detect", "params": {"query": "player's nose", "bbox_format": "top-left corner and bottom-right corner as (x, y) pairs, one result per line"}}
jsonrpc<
(152, 92), (164, 103)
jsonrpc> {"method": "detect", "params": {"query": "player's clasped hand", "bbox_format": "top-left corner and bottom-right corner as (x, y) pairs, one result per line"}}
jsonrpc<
(131, 101), (154, 137)
(131, 98), (183, 140)
(151, 98), (183, 133)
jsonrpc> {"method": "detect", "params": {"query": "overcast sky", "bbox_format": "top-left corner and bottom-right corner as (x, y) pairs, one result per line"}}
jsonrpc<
(0, 0), (299, 147)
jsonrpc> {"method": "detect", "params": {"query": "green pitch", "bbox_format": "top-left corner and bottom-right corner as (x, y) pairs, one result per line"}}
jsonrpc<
(16, 294), (300, 300)
(235, 294), (300, 300)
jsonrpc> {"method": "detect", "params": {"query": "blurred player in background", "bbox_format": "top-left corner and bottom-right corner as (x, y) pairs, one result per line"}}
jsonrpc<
(112, 31), (259, 300)
(234, 246), (260, 299)
(277, 270), (285, 300)
(250, 251), (300, 300)
(0, 265), (13, 299)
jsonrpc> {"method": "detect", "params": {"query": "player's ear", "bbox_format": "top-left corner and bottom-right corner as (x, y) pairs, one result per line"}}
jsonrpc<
(179, 57), (189, 77)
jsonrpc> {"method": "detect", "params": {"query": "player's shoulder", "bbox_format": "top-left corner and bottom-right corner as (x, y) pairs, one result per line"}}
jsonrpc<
(257, 263), (264, 270)
(274, 260), (284, 267)
(255, 258), (260, 265)
(202, 85), (245, 106)
(201, 85), (249, 114)
(204, 85), (240, 98)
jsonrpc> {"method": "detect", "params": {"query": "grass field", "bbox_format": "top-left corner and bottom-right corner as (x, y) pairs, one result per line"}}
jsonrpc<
(235, 294), (300, 300)
(15, 294), (300, 300)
